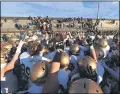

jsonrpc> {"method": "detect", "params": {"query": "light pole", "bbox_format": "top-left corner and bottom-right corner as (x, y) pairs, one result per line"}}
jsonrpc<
(97, 2), (100, 20)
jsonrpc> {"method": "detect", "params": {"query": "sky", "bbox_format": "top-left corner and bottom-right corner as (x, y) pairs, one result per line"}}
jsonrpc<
(1, 2), (119, 19)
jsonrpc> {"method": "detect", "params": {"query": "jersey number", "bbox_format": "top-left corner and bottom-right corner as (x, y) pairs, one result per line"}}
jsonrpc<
(21, 64), (30, 78)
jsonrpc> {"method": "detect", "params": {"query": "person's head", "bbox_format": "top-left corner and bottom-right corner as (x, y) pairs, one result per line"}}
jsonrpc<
(27, 30), (34, 37)
(3, 43), (13, 53)
(30, 61), (49, 85)
(99, 39), (108, 48)
(69, 44), (80, 56)
(28, 41), (39, 56)
(66, 40), (71, 47)
(28, 41), (48, 56)
(113, 33), (119, 43)
(25, 38), (33, 43)
(9, 37), (19, 47)
(78, 56), (97, 81)
(68, 78), (103, 93)
(35, 39), (41, 44)
(55, 33), (61, 42)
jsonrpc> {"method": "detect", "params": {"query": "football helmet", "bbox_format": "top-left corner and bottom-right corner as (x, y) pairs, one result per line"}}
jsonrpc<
(78, 56), (97, 71)
(68, 78), (103, 93)
(70, 44), (80, 55)
(30, 61), (48, 84)
(60, 52), (70, 69)
(78, 56), (97, 81)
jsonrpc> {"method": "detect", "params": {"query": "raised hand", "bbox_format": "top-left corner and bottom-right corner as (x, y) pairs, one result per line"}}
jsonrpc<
(84, 66), (97, 81)
(18, 40), (26, 47)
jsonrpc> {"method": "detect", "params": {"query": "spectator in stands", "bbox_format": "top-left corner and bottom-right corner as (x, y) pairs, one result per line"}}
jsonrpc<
(2, 34), (9, 42)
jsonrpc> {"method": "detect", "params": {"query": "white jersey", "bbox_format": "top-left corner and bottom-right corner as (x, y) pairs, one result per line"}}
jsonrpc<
(20, 52), (49, 71)
(64, 47), (69, 54)
(90, 36), (95, 40)
(44, 50), (58, 60)
(20, 52), (50, 87)
(27, 84), (43, 93)
(102, 45), (110, 58)
(25, 35), (38, 41)
(58, 69), (71, 89)
(109, 35), (114, 39)
(97, 60), (105, 84)
(70, 55), (78, 65)
(20, 52), (33, 77)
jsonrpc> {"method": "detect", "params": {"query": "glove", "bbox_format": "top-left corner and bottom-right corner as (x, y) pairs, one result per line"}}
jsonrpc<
(67, 63), (75, 71)
(84, 66), (97, 81)
(52, 50), (62, 63)
(86, 36), (93, 46)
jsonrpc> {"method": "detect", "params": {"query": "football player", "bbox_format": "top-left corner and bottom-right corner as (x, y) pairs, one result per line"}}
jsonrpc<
(25, 30), (38, 41)
(19, 41), (51, 90)
(99, 39), (110, 58)
(1, 40), (25, 93)
(17, 61), (49, 93)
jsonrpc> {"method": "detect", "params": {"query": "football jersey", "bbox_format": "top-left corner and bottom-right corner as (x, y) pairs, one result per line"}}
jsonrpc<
(101, 45), (110, 58)
(20, 52), (50, 74)
(78, 50), (85, 60)
(1, 63), (7, 80)
(27, 84), (43, 93)
(80, 45), (89, 52)
(44, 49), (58, 60)
(1, 70), (18, 93)
(58, 69), (71, 89)
(20, 52), (32, 79)
(69, 66), (79, 79)
(70, 55), (78, 65)
(20, 52), (50, 88)
(64, 47), (69, 54)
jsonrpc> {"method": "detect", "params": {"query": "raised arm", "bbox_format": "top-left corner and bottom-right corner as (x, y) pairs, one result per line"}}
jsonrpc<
(86, 37), (97, 62)
(90, 45), (97, 62)
(102, 62), (119, 81)
(4, 40), (25, 73)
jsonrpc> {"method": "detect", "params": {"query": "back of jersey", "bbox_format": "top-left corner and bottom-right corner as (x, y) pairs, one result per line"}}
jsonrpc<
(20, 52), (33, 90)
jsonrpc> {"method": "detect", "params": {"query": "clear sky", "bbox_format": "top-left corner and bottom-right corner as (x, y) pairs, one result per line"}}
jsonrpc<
(1, 2), (119, 19)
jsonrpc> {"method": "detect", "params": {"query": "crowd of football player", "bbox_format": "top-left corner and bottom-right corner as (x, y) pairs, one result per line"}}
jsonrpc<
(1, 17), (119, 94)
